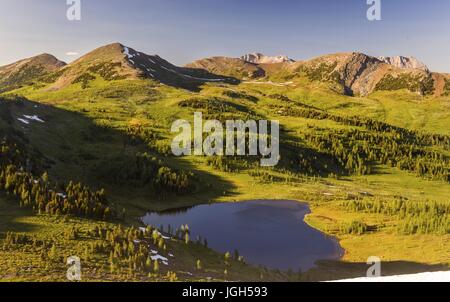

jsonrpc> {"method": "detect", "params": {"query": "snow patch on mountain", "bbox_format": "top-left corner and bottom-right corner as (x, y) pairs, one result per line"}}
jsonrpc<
(17, 114), (45, 125)
(23, 115), (45, 123)
(123, 46), (135, 59)
(17, 118), (30, 125)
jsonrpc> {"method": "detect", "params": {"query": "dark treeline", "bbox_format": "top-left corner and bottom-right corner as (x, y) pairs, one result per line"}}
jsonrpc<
(338, 220), (370, 235)
(274, 105), (450, 148)
(280, 138), (346, 177)
(206, 156), (237, 173)
(0, 138), (116, 220)
(125, 124), (171, 156)
(222, 90), (259, 103)
(303, 128), (448, 181)
(204, 133), (349, 179)
(273, 104), (450, 181)
(178, 97), (262, 122)
(178, 97), (249, 114)
(375, 73), (435, 96)
(94, 152), (193, 194)
(342, 199), (449, 235)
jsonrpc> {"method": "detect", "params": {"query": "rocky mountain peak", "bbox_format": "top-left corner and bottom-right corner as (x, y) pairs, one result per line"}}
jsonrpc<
(241, 53), (295, 64)
(378, 56), (429, 72)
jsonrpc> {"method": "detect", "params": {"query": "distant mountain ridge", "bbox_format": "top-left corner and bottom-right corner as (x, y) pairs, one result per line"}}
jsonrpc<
(188, 51), (444, 96)
(0, 43), (448, 97)
(241, 53), (295, 64)
(39, 43), (236, 91)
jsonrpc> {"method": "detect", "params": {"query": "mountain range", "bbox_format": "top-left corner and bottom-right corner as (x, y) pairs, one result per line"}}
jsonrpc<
(1, 43), (449, 97)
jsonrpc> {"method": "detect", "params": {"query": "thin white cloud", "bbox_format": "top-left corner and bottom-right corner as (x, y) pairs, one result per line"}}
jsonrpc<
(65, 51), (79, 56)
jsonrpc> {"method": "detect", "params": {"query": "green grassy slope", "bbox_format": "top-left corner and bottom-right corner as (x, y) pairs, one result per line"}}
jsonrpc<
(0, 70), (449, 281)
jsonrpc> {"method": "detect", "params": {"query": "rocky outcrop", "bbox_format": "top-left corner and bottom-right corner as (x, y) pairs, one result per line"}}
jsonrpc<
(378, 56), (429, 72)
(241, 53), (295, 64)
(339, 53), (388, 96)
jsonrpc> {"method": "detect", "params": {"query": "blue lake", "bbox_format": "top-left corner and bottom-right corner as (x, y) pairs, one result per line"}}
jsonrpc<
(142, 200), (343, 271)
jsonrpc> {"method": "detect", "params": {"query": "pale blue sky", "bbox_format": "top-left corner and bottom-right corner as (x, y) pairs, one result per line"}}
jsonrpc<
(0, 0), (449, 72)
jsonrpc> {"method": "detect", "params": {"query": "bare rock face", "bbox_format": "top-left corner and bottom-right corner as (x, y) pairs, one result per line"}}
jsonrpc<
(378, 56), (429, 72)
(340, 53), (388, 96)
(241, 53), (295, 64)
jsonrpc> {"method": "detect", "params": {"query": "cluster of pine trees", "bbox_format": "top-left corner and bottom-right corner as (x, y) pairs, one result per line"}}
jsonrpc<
(374, 73), (435, 96)
(206, 156), (235, 172)
(338, 220), (370, 235)
(272, 103), (450, 150)
(206, 140), (346, 180)
(205, 156), (258, 173)
(154, 167), (192, 194)
(0, 165), (115, 220)
(303, 129), (449, 181)
(275, 104), (449, 148)
(178, 97), (260, 122)
(2, 223), (209, 280)
(0, 138), (115, 220)
(124, 123), (170, 155)
(274, 104), (449, 181)
(342, 199), (449, 235)
(2, 232), (52, 259)
(86, 225), (175, 276)
(96, 153), (193, 194)
(2, 226), (173, 277)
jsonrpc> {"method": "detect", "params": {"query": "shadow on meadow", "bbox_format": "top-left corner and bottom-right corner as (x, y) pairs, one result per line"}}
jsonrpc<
(0, 96), (236, 216)
(0, 194), (39, 234)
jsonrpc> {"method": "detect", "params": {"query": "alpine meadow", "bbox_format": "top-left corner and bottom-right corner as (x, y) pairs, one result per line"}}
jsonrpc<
(0, 1), (449, 283)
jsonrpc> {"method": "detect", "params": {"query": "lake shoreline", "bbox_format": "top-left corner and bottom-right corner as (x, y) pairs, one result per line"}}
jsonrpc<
(142, 199), (345, 272)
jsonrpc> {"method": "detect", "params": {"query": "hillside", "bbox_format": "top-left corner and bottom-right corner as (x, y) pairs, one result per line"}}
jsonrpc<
(186, 56), (265, 80)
